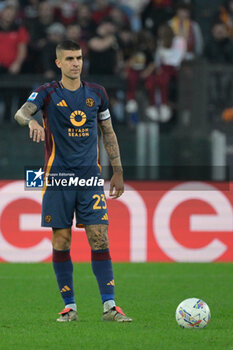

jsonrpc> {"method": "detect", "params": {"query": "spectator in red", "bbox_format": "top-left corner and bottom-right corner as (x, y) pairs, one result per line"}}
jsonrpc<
(0, 1), (29, 74)
(169, 2), (203, 60)
(124, 30), (156, 118)
(91, 0), (113, 25)
(0, 0), (29, 121)
(146, 24), (186, 122)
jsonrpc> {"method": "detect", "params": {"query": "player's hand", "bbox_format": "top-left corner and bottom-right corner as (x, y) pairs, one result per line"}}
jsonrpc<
(28, 120), (45, 143)
(109, 172), (124, 199)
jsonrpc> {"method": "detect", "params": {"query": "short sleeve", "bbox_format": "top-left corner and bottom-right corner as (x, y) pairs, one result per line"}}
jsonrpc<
(26, 85), (48, 111)
(98, 86), (111, 121)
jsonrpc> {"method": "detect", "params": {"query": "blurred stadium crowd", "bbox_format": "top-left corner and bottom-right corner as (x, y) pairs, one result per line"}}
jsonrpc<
(0, 0), (233, 124)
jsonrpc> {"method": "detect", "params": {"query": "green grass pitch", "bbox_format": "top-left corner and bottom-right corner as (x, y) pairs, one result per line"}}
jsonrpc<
(1, 263), (233, 350)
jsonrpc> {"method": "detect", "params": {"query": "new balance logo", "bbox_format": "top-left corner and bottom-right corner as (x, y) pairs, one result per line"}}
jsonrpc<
(107, 279), (115, 286)
(57, 100), (68, 107)
(101, 213), (108, 221)
(60, 285), (71, 293)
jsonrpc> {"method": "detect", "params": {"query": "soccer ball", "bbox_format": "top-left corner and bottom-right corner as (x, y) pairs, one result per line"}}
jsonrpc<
(175, 298), (211, 329)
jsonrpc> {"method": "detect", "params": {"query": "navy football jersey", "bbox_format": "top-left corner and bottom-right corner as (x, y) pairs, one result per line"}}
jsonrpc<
(27, 81), (110, 174)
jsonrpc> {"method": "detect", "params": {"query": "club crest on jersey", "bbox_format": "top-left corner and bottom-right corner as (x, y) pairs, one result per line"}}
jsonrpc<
(70, 110), (87, 127)
(86, 98), (95, 108)
(45, 215), (52, 223)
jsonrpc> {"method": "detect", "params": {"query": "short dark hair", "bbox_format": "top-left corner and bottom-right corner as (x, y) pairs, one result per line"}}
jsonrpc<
(56, 40), (81, 57)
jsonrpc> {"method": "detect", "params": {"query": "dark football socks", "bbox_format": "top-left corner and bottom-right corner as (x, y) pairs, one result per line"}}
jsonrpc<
(52, 249), (76, 308)
(91, 249), (115, 304)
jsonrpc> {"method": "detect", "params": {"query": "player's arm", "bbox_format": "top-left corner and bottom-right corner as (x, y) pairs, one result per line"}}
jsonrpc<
(14, 102), (45, 143)
(98, 118), (124, 199)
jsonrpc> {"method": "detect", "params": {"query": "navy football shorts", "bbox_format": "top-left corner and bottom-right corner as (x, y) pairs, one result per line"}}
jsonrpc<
(41, 188), (108, 228)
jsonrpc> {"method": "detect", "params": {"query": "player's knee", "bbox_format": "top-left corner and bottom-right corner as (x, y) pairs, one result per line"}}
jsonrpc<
(52, 236), (71, 250)
(85, 224), (109, 250)
(52, 229), (71, 250)
(91, 238), (109, 251)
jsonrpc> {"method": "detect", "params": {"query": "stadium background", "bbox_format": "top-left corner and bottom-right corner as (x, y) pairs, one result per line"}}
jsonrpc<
(0, 0), (233, 263)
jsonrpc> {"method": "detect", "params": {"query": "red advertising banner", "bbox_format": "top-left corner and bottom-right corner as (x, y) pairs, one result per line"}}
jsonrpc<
(0, 181), (232, 262)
